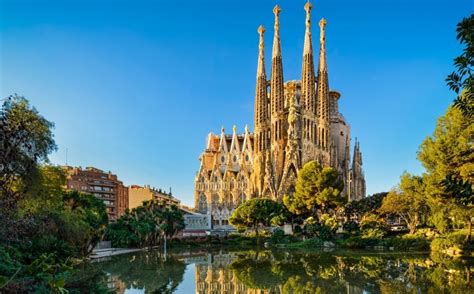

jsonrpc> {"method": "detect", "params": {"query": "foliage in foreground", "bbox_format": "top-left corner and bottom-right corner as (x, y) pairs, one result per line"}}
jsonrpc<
(446, 13), (474, 118)
(106, 200), (185, 248)
(0, 96), (108, 292)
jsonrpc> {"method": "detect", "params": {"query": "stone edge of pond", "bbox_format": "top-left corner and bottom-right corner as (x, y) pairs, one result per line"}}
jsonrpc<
(90, 248), (145, 261)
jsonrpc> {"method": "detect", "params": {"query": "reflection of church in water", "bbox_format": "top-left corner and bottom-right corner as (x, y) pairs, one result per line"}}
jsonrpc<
(194, 253), (255, 294)
(193, 251), (365, 294)
(194, 2), (366, 229)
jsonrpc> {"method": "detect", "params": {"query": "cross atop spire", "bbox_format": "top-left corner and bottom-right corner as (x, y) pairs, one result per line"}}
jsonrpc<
(273, 4), (281, 18)
(319, 18), (327, 27)
(258, 25), (265, 37)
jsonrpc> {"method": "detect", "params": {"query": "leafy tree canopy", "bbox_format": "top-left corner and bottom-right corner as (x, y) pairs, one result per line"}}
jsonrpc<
(106, 200), (185, 248)
(446, 13), (474, 118)
(418, 106), (473, 186)
(379, 173), (427, 234)
(283, 161), (344, 219)
(417, 106), (473, 240)
(229, 198), (286, 236)
(344, 192), (388, 220)
(0, 95), (56, 201)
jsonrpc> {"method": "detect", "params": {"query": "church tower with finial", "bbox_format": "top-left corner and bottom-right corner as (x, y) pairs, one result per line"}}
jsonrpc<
(269, 4), (287, 197)
(253, 25), (270, 198)
(316, 17), (331, 165)
(194, 1), (366, 230)
(300, 1), (318, 165)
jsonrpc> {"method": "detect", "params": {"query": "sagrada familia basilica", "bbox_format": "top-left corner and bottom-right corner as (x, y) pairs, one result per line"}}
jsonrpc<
(194, 2), (366, 228)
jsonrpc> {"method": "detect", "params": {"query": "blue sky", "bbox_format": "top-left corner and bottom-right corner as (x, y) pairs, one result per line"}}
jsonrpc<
(1, 0), (472, 206)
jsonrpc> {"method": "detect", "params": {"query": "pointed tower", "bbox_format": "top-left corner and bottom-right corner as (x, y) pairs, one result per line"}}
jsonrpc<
(228, 125), (241, 172)
(350, 139), (366, 200)
(270, 5), (286, 188)
(218, 126), (228, 173)
(253, 25), (270, 197)
(343, 136), (350, 171)
(317, 18), (330, 152)
(300, 1), (318, 164)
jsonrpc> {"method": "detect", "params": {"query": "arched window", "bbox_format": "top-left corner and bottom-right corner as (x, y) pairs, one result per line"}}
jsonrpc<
(198, 193), (207, 212)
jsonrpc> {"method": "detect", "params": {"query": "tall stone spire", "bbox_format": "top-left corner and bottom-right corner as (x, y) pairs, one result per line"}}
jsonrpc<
(317, 18), (330, 150)
(301, 1), (316, 115)
(350, 138), (366, 200)
(253, 25), (270, 198)
(270, 5), (285, 117)
(270, 4), (286, 188)
(300, 1), (317, 162)
(272, 5), (282, 59)
(254, 25), (269, 153)
(256, 25), (266, 78)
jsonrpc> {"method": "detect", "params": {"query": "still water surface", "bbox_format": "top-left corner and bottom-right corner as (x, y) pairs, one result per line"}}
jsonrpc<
(90, 248), (473, 293)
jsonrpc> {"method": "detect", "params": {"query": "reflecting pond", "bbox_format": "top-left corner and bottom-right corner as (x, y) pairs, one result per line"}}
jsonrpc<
(87, 248), (474, 293)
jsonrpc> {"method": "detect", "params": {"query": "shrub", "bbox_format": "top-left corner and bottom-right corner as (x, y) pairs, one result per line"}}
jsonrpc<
(360, 213), (387, 231)
(384, 235), (430, 251)
(361, 228), (385, 239)
(320, 214), (339, 231)
(431, 231), (471, 253)
(338, 234), (430, 250)
(271, 228), (285, 243)
(343, 221), (360, 234)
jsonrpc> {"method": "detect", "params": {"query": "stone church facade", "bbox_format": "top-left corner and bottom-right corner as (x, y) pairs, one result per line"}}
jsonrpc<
(194, 3), (366, 229)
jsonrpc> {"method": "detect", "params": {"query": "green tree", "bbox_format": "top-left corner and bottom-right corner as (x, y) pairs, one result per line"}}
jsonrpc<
(344, 192), (388, 221)
(229, 198), (286, 238)
(283, 161), (344, 219)
(0, 95), (56, 196)
(418, 106), (473, 241)
(446, 14), (474, 118)
(157, 204), (185, 252)
(379, 173), (428, 234)
(106, 200), (184, 249)
(0, 95), (57, 241)
(62, 191), (109, 255)
(0, 96), (111, 292)
(19, 165), (66, 213)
